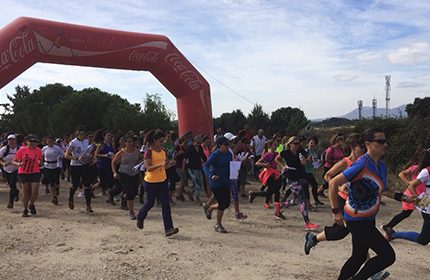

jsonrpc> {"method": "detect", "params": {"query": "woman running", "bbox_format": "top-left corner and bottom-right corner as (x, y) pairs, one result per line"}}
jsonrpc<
(304, 133), (365, 253)
(305, 137), (324, 206)
(112, 134), (142, 220)
(136, 130), (179, 237)
(13, 134), (43, 217)
(381, 148), (426, 237)
(328, 128), (412, 280)
(185, 135), (207, 204)
(249, 140), (284, 219)
(319, 133), (345, 197)
(163, 131), (178, 204)
(0, 134), (20, 208)
(386, 148), (430, 245)
(42, 135), (64, 205)
(95, 131), (115, 203)
(276, 136), (319, 230)
(203, 136), (232, 233)
(65, 128), (94, 213)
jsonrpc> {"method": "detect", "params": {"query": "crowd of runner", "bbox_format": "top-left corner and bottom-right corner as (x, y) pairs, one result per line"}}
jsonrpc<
(0, 125), (429, 280)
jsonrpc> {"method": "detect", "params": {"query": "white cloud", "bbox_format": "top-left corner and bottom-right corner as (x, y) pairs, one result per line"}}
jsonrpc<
(387, 42), (430, 64)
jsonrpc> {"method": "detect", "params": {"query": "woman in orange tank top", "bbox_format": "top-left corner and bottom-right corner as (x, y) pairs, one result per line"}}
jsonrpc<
(136, 130), (179, 237)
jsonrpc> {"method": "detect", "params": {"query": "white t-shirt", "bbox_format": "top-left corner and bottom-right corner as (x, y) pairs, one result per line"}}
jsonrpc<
(69, 138), (90, 166)
(0, 145), (19, 173)
(415, 167), (430, 214)
(42, 145), (64, 169)
(251, 135), (267, 156)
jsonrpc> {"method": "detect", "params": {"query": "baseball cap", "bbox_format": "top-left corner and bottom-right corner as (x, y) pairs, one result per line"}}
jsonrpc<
(224, 132), (237, 141)
(7, 134), (16, 140)
(216, 136), (229, 146)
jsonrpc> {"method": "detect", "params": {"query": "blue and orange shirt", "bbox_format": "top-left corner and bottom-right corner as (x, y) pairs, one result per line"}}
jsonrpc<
(342, 153), (387, 221)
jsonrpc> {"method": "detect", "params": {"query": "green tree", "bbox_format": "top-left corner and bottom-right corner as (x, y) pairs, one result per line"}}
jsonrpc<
(406, 97), (430, 119)
(217, 109), (247, 133)
(270, 107), (309, 135)
(141, 93), (173, 131)
(247, 104), (270, 131)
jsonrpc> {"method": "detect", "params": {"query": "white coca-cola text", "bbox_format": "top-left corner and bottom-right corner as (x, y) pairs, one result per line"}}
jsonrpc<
(165, 53), (203, 90)
(128, 50), (159, 63)
(0, 27), (36, 72)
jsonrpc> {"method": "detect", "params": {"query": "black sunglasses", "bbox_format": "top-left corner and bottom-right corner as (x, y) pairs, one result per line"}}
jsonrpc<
(371, 139), (387, 145)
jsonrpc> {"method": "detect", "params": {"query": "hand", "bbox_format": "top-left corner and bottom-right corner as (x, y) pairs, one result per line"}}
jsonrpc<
(332, 212), (344, 226)
(211, 175), (219, 181)
(113, 172), (119, 179)
(404, 195), (417, 203)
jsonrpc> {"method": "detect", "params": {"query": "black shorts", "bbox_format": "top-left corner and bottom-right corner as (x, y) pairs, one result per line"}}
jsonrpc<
(211, 187), (231, 211)
(119, 173), (139, 200)
(70, 165), (91, 188)
(19, 173), (41, 183)
(44, 168), (61, 185)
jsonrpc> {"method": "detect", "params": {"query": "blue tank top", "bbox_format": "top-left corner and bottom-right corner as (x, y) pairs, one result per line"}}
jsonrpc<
(97, 143), (115, 169)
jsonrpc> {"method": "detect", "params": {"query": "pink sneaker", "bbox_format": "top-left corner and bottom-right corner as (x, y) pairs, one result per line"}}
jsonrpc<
(305, 222), (319, 231)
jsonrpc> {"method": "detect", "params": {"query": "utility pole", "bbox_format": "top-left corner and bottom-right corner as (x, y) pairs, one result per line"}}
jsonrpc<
(372, 98), (377, 119)
(358, 100), (363, 120)
(385, 75), (391, 118)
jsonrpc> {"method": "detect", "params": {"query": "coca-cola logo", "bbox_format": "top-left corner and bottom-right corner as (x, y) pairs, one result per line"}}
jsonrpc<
(128, 50), (159, 63)
(0, 26), (36, 72)
(165, 53), (203, 90)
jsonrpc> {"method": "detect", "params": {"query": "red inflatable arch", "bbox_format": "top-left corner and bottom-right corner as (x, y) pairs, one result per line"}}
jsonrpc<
(0, 17), (213, 138)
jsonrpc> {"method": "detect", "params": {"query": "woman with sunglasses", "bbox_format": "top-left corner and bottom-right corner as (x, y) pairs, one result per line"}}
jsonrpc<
(328, 128), (413, 280)
(13, 134), (43, 217)
(203, 136), (232, 233)
(65, 128), (94, 213)
(319, 133), (345, 197)
(276, 136), (319, 230)
(386, 148), (430, 245)
(136, 130), (179, 237)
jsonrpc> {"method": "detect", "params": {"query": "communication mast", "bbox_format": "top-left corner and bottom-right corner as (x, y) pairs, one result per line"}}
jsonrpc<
(358, 100), (363, 120)
(385, 75), (391, 118)
(372, 98), (377, 119)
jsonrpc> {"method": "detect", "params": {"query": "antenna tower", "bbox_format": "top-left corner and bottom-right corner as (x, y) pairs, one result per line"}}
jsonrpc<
(385, 75), (391, 118)
(372, 98), (377, 118)
(358, 100), (363, 120)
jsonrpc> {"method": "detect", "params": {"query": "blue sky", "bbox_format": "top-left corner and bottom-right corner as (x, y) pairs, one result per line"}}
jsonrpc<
(1, 0), (429, 119)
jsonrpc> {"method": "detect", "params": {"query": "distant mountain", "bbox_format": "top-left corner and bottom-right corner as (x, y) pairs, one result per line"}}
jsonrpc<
(339, 104), (407, 120)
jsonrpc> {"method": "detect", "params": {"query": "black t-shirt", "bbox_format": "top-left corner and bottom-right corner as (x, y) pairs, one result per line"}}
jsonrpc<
(280, 149), (306, 181)
(185, 144), (207, 169)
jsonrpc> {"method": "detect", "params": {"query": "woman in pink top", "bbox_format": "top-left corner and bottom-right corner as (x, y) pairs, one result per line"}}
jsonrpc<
(382, 148), (427, 237)
(319, 133), (345, 197)
(13, 134), (43, 217)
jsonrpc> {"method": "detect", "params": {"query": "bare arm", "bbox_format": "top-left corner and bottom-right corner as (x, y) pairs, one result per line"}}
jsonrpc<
(111, 150), (123, 178)
(328, 173), (347, 224)
(324, 160), (347, 182)
(398, 167), (413, 184)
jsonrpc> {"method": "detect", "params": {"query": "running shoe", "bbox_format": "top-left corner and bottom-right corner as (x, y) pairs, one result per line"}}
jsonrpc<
(248, 191), (256, 203)
(68, 200), (74, 210)
(22, 209), (29, 217)
(304, 232), (317, 255)
(214, 224), (228, 233)
(136, 218), (144, 229)
(52, 197), (58, 205)
(129, 212), (137, 220)
(263, 203), (272, 209)
(370, 271), (390, 280)
(29, 204), (36, 215)
(7, 202), (13, 209)
(202, 203), (212, 220)
(86, 207), (94, 213)
(165, 227), (179, 237)
(314, 200), (324, 206)
(235, 212), (248, 220)
(274, 212), (286, 220)
(305, 222), (319, 231)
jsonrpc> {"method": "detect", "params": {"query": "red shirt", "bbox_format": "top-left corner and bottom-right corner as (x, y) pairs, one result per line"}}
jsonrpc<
(14, 146), (42, 174)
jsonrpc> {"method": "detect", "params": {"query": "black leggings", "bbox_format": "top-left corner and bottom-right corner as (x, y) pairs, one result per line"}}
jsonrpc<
(338, 219), (396, 280)
(253, 175), (281, 203)
(4, 171), (19, 203)
(306, 172), (319, 202)
(385, 209), (413, 229)
(69, 165), (92, 207)
(325, 197), (348, 241)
